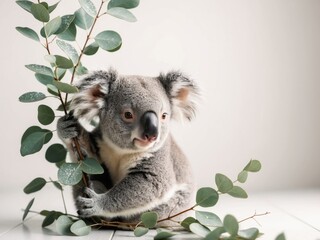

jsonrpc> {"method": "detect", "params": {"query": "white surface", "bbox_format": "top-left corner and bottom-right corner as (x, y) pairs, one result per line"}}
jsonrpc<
(0, 0), (320, 193)
(0, 188), (319, 239)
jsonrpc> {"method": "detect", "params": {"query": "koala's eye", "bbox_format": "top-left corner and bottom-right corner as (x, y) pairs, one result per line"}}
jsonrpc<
(162, 113), (168, 120)
(122, 109), (135, 122)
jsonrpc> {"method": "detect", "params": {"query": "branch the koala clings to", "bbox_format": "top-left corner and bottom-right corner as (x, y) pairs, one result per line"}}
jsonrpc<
(57, 69), (200, 226)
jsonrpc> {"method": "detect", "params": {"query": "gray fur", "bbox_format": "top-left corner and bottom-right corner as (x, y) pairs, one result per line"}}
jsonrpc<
(57, 69), (200, 226)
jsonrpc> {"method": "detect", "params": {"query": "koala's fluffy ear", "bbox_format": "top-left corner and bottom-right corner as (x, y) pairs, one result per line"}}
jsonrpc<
(70, 69), (117, 121)
(159, 71), (200, 121)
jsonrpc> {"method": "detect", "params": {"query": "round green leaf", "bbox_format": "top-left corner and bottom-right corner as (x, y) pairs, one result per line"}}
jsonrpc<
(42, 211), (57, 227)
(44, 16), (62, 37)
(16, 27), (40, 42)
(134, 227), (148, 237)
(54, 55), (73, 69)
(21, 126), (52, 144)
(237, 170), (248, 183)
(141, 211), (158, 228)
(107, 7), (137, 22)
(238, 228), (259, 239)
(196, 187), (219, 207)
(189, 223), (210, 238)
(275, 233), (286, 240)
(154, 230), (175, 240)
(22, 198), (35, 221)
(203, 227), (225, 240)
(35, 73), (54, 86)
(83, 42), (99, 55)
(107, 0), (140, 9)
(227, 186), (248, 199)
(181, 217), (198, 231)
(223, 215), (239, 236)
(58, 163), (83, 185)
(31, 3), (50, 22)
(95, 30), (122, 52)
(55, 15), (75, 34)
(54, 81), (78, 93)
(79, 0), (97, 17)
(19, 92), (46, 103)
(25, 64), (53, 76)
(45, 144), (67, 163)
(195, 211), (222, 227)
(58, 22), (77, 41)
(56, 215), (73, 235)
(38, 105), (55, 125)
(24, 177), (46, 194)
(20, 130), (52, 156)
(16, 1), (33, 13)
(70, 220), (91, 236)
(244, 160), (262, 172)
(74, 8), (94, 30)
(81, 158), (104, 174)
(215, 173), (233, 193)
(56, 40), (79, 65)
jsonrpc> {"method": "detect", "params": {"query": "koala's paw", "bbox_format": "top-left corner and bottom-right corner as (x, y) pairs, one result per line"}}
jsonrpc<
(76, 188), (105, 218)
(57, 113), (79, 139)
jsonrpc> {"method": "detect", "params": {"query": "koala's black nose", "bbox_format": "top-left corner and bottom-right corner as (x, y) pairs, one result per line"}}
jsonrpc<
(141, 111), (158, 141)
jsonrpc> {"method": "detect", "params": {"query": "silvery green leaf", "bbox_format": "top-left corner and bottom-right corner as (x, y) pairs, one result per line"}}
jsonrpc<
(16, 27), (40, 42)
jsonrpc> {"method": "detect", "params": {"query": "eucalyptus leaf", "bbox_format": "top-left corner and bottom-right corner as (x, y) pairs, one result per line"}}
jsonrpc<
(16, 1), (33, 13)
(40, 2), (49, 9)
(20, 130), (52, 156)
(244, 160), (262, 172)
(141, 211), (158, 228)
(195, 211), (222, 227)
(83, 42), (99, 55)
(107, 7), (137, 22)
(227, 186), (248, 199)
(81, 158), (104, 174)
(45, 144), (67, 163)
(47, 84), (59, 96)
(22, 198), (35, 220)
(133, 227), (148, 237)
(196, 187), (219, 207)
(107, 0), (140, 9)
(31, 3), (50, 22)
(48, 1), (60, 13)
(54, 81), (78, 93)
(44, 16), (62, 37)
(75, 65), (88, 75)
(21, 126), (52, 144)
(58, 22), (77, 41)
(55, 15), (75, 34)
(56, 215), (73, 235)
(38, 105), (55, 125)
(52, 181), (63, 190)
(181, 217), (198, 231)
(74, 8), (93, 30)
(203, 227), (225, 240)
(57, 68), (67, 80)
(189, 223), (210, 238)
(42, 210), (61, 227)
(19, 92), (46, 103)
(35, 73), (54, 85)
(54, 55), (74, 69)
(237, 170), (248, 183)
(275, 233), (286, 240)
(215, 173), (233, 193)
(25, 64), (53, 76)
(154, 230), (175, 240)
(70, 220), (91, 236)
(16, 27), (40, 42)
(44, 55), (56, 64)
(238, 228), (259, 239)
(58, 163), (83, 185)
(23, 177), (46, 194)
(56, 40), (79, 65)
(223, 215), (239, 236)
(79, 0), (97, 17)
(94, 30), (122, 52)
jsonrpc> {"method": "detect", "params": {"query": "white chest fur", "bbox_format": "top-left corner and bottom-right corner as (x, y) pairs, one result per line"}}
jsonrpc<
(97, 139), (153, 184)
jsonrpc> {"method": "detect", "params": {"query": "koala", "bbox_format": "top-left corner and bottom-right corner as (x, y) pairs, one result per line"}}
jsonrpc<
(57, 69), (199, 226)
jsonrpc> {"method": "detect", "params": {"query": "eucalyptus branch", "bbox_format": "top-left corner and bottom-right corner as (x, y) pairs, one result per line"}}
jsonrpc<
(238, 211), (270, 224)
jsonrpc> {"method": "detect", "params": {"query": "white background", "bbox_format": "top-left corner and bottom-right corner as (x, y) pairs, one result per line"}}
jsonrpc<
(0, 0), (319, 193)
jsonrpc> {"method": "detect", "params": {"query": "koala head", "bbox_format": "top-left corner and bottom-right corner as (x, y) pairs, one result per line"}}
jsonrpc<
(71, 69), (199, 154)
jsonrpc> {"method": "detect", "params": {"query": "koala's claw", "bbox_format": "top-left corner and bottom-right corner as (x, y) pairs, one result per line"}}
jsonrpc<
(57, 114), (79, 139)
(76, 188), (104, 218)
